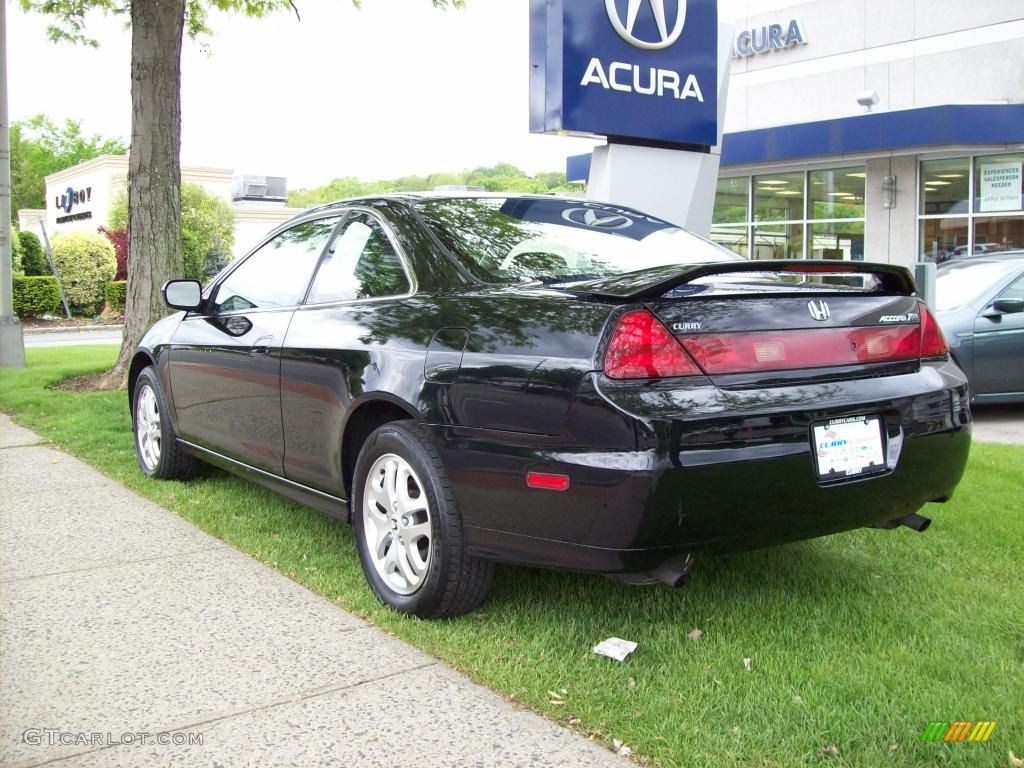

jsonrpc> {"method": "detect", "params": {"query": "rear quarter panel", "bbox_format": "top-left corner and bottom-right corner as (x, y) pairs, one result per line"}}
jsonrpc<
(278, 289), (614, 495)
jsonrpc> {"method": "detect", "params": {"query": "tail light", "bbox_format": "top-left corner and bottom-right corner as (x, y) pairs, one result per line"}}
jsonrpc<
(918, 301), (950, 359)
(678, 326), (922, 375)
(604, 309), (701, 379)
(604, 304), (949, 381)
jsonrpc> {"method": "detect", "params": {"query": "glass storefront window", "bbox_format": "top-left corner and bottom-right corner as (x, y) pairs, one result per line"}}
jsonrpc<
(974, 216), (1024, 253)
(713, 177), (748, 224)
(754, 172), (804, 222)
(809, 168), (865, 220)
(713, 168), (865, 260)
(919, 154), (1024, 261)
(753, 224), (803, 260)
(709, 225), (748, 257)
(920, 158), (969, 216)
(810, 222), (864, 261)
(973, 153), (1024, 214)
(920, 218), (968, 262)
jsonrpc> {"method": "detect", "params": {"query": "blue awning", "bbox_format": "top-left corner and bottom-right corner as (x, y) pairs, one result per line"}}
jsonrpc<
(566, 103), (1024, 179)
(722, 103), (1024, 166)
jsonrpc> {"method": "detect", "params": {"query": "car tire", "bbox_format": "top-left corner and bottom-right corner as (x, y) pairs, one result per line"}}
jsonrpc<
(132, 366), (199, 481)
(352, 420), (494, 618)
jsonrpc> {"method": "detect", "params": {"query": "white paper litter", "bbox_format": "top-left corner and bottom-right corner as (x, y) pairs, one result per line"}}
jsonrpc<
(593, 637), (638, 662)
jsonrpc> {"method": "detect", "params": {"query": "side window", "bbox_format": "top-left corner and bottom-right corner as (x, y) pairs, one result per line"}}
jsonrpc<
(996, 274), (1024, 303)
(306, 213), (412, 304)
(213, 217), (340, 313)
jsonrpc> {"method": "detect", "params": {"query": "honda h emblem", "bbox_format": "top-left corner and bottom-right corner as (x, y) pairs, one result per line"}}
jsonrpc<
(808, 300), (831, 322)
(605, 0), (688, 50)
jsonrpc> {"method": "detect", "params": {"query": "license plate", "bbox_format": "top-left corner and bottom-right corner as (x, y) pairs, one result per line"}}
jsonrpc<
(812, 416), (885, 480)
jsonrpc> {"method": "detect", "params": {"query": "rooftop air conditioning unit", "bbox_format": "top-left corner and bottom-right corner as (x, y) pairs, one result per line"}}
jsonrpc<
(232, 175), (287, 203)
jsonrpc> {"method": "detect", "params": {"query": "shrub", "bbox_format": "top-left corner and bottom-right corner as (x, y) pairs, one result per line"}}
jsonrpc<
(104, 280), (127, 314)
(182, 183), (236, 280)
(18, 230), (49, 276)
(109, 183), (235, 280)
(12, 276), (62, 318)
(202, 243), (232, 281)
(108, 188), (128, 230)
(11, 228), (24, 277)
(99, 226), (128, 280)
(50, 231), (117, 314)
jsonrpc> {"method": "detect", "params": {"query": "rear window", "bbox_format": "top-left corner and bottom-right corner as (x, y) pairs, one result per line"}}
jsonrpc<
(935, 260), (1022, 311)
(417, 197), (741, 284)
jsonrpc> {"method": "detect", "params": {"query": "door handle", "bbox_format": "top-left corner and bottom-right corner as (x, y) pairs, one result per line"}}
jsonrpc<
(250, 335), (274, 356)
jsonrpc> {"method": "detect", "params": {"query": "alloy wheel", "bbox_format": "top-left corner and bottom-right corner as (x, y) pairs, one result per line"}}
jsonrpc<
(136, 384), (162, 471)
(361, 453), (432, 595)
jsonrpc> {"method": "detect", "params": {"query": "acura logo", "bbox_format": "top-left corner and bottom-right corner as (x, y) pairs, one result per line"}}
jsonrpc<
(561, 207), (634, 230)
(605, 0), (687, 51)
(808, 300), (831, 322)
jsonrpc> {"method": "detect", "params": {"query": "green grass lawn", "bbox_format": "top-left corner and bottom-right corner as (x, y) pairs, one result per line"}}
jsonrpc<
(2, 346), (1021, 767)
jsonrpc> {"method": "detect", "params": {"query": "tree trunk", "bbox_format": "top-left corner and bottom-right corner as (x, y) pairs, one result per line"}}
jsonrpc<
(103, 0), (186, 388)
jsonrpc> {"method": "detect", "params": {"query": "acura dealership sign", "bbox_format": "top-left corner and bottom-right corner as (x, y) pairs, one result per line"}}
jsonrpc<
(732, 19), (807, 57)
(530, 0), (719, 146)
(605, 0), (687, 50)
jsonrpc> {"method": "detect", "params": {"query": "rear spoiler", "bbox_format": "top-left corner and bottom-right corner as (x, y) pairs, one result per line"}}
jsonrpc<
(562, 260), (918, 301)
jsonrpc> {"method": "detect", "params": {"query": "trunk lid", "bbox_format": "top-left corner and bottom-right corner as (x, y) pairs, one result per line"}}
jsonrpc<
(578, 261), (929, 387)
(561, 259), (917, 300)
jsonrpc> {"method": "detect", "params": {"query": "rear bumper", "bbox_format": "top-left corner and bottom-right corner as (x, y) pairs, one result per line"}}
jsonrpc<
(433, 360), (972, 574)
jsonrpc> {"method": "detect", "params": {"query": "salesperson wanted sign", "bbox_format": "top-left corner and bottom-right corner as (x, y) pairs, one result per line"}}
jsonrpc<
(978, 161), (1023, 212)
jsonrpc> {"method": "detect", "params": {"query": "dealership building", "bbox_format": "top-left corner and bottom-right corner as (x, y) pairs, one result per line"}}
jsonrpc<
(17, 155), (303, 261)
(569, 0), (1024, 268)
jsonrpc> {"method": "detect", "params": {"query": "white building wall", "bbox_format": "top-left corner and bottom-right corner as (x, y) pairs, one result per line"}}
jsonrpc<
(36, 156), (293, 264)
(41, 155), (237, 238)
(181, 168), (234, 203)
(17, 209), (46, 236)
(864, 155), (920, 268)
(721, 1), (1024, 133)
(715, 1), (1024, 265)
(42, 155), (129, 237)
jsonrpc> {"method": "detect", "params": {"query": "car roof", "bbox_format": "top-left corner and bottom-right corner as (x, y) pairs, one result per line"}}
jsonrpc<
(300, 191), (588, 217)
(937, 251), (1024, 269)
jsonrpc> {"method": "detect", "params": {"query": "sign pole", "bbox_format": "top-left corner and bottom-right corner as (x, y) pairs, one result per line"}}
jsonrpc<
(38, 222), (73, 319)
(0, 0), (27, 368)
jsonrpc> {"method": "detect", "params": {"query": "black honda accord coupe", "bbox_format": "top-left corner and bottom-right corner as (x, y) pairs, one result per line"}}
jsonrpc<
(130, 194), (971, 617)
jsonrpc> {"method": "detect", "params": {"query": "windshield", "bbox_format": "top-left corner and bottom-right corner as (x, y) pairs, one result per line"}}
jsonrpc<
(935, 260), (1022, 311)
(417, 197), (743, 283)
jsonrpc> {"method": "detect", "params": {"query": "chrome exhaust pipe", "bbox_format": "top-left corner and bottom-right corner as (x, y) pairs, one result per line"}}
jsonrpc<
(648, 552), (695, 589)
(876, 512), (932, 532)
(898, 512), (931, 532)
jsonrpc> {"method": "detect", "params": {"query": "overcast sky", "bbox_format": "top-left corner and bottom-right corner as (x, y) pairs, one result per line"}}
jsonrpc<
(8, 1), (609, 189)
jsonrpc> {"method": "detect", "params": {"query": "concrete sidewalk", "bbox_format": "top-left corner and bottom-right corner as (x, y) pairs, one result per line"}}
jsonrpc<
(0, 415), (626, 768)
(971, 404), (1024, 446)
(22, 326), (123, 347)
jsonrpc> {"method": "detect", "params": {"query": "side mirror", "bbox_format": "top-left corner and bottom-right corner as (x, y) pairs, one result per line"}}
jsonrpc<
(163, 279), (203, 311)
(992, 297), (1024, 315)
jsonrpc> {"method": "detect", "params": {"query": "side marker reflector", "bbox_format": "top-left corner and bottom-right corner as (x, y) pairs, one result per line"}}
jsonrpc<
(527, 472), (570, 491)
